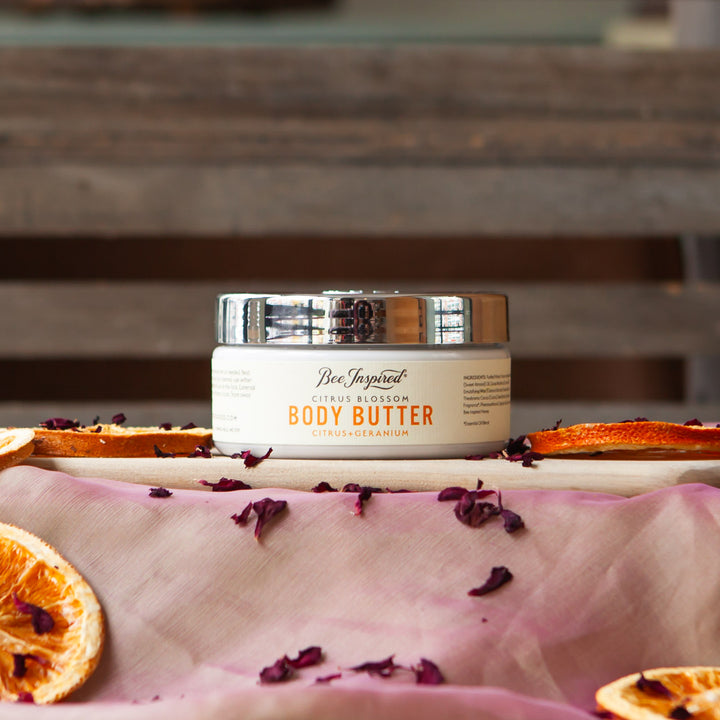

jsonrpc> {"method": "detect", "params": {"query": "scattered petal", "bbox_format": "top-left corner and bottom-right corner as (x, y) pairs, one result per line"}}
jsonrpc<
(413, 658), (445, 685)
(349, 655), (398, 678)
(311, 481), (338, 493)
(454, 493), (500, 528)
(180, 422), (198, 430)
(636, 672), (673, 698)
(12, 653), (48, 679)
(15, 692), (34, 703)
(521, 451), (544, 467)
(468, 566), (513, 597)
(437, 486), (468, 502)
(199, 477), (252, 492)
(39, 417), (79, 430)
(232, 448), (273, 468)
(153, 445), (176, 458)
(231, 502), (253, 525)
(259, 657), (292, 684)
(12, 654), (26, 678)
(500, 508), (525, 533)
(158, 423), (173, 431)
(149, 487), (172, 498)
(343, 484), (382, 516)
(253, 498), (288, 540)
(112, 413), (127, 425)
(188, 445), (212, 458)
(12, 593), (54, 634)
(496, 490), (524, 533)
(315, 673), (342, 684)
(286, 646), (323, 669)
(669, 706), (693, 719)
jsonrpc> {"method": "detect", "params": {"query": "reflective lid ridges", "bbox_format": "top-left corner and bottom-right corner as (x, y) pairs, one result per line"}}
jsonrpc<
(216, 291), (508, 345)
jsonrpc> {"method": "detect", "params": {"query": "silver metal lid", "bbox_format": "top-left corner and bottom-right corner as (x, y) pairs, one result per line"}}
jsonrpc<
(216, 291), (508, 345)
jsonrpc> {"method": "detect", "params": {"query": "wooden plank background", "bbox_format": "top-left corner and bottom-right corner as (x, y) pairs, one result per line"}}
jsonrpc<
(1, 46), (720, 236)
(0, 44), (719, 433)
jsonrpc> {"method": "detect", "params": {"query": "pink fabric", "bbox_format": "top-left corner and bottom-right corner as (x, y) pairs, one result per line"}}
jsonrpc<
(1, 465), (720, 719)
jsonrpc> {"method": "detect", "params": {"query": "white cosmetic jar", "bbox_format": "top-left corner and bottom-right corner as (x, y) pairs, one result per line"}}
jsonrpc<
(212, 291), (510, 459)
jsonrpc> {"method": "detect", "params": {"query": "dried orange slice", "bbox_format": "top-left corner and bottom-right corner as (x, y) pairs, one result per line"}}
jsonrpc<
(0, 429), (35, 471)
(527, 421), (720, 456)
(0, 522), (104, 703)
(596, 667), (720, 719)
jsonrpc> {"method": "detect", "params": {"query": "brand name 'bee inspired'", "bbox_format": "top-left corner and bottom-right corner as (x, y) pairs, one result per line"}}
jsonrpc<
(315, 366), (408, 391)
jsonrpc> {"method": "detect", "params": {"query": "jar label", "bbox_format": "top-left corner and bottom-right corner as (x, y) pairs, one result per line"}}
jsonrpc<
(212, 357), (511, 447)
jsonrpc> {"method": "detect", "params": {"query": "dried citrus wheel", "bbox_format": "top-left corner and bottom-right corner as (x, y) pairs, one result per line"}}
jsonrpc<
(0, 429), (35, 472)
(596, 667), (720, 719)
(527, 421), (720, 456)
(0, 522), (104, 704)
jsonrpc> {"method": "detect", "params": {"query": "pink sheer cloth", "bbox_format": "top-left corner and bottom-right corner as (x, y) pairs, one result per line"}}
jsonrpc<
(1, 464), (719, 719)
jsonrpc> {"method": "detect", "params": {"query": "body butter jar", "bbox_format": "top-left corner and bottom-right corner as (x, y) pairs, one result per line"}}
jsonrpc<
(212, 291), (510, 459)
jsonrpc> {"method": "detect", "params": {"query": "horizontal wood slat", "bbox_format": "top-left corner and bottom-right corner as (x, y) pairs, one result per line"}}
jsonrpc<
(2, 46), (720, 235)
(3, 166), (720, 237)
(5, 46), (720, 119)
(2, 281), (718, 358)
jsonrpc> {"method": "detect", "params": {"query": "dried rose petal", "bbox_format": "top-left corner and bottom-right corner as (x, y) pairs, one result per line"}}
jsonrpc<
(496, 490), (524, 533)
(188, 445), (212, 458)
(15, 692), (34, 703)
(684, 418), (703, 426)
(180, 422), (198, 430)
(636, 672), (673, 698)
(199, 477), (252, 492)
(468, 566), (513, 597)
(12, 593), (54, 634)
(500, 508), (524, 533)
(413, 658), (445, 685)
(521, 451), (544, 467)
(437, 486), (469, 502)
(39, 417), (79, 430)
(149, 487), (172, 498)
(669, 706), (693, 719)
(252, 498), (288, 540)
(12, 654), (27, 678)
(454, 492), (500, 528)
(232, 448), (273, 468)
(153, 445), (176, 458)
(342, 484), (382, 516)
(259, 657), (293, 684)
(505, 435), (529, 456)
(112, 413), (127, 425)
(158, 423), (173, 431)
(311, 481), (338, 493)
(12, 653), (47, 679)
(286, 646), (323, 669)
(349, 655), (398, 678)
(315, 673), (342, 684)
(467, 435), (543, 467)
(92, 425), (102, 433)
(231, 502), (253, 525)
(354, 487), (376, 516)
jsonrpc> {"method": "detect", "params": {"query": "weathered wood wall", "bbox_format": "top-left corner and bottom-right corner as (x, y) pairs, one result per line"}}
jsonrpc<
(0, 45), (718, 434)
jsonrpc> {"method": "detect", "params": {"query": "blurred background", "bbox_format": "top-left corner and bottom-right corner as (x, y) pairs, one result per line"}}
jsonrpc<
(0, 0), (718, 435)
